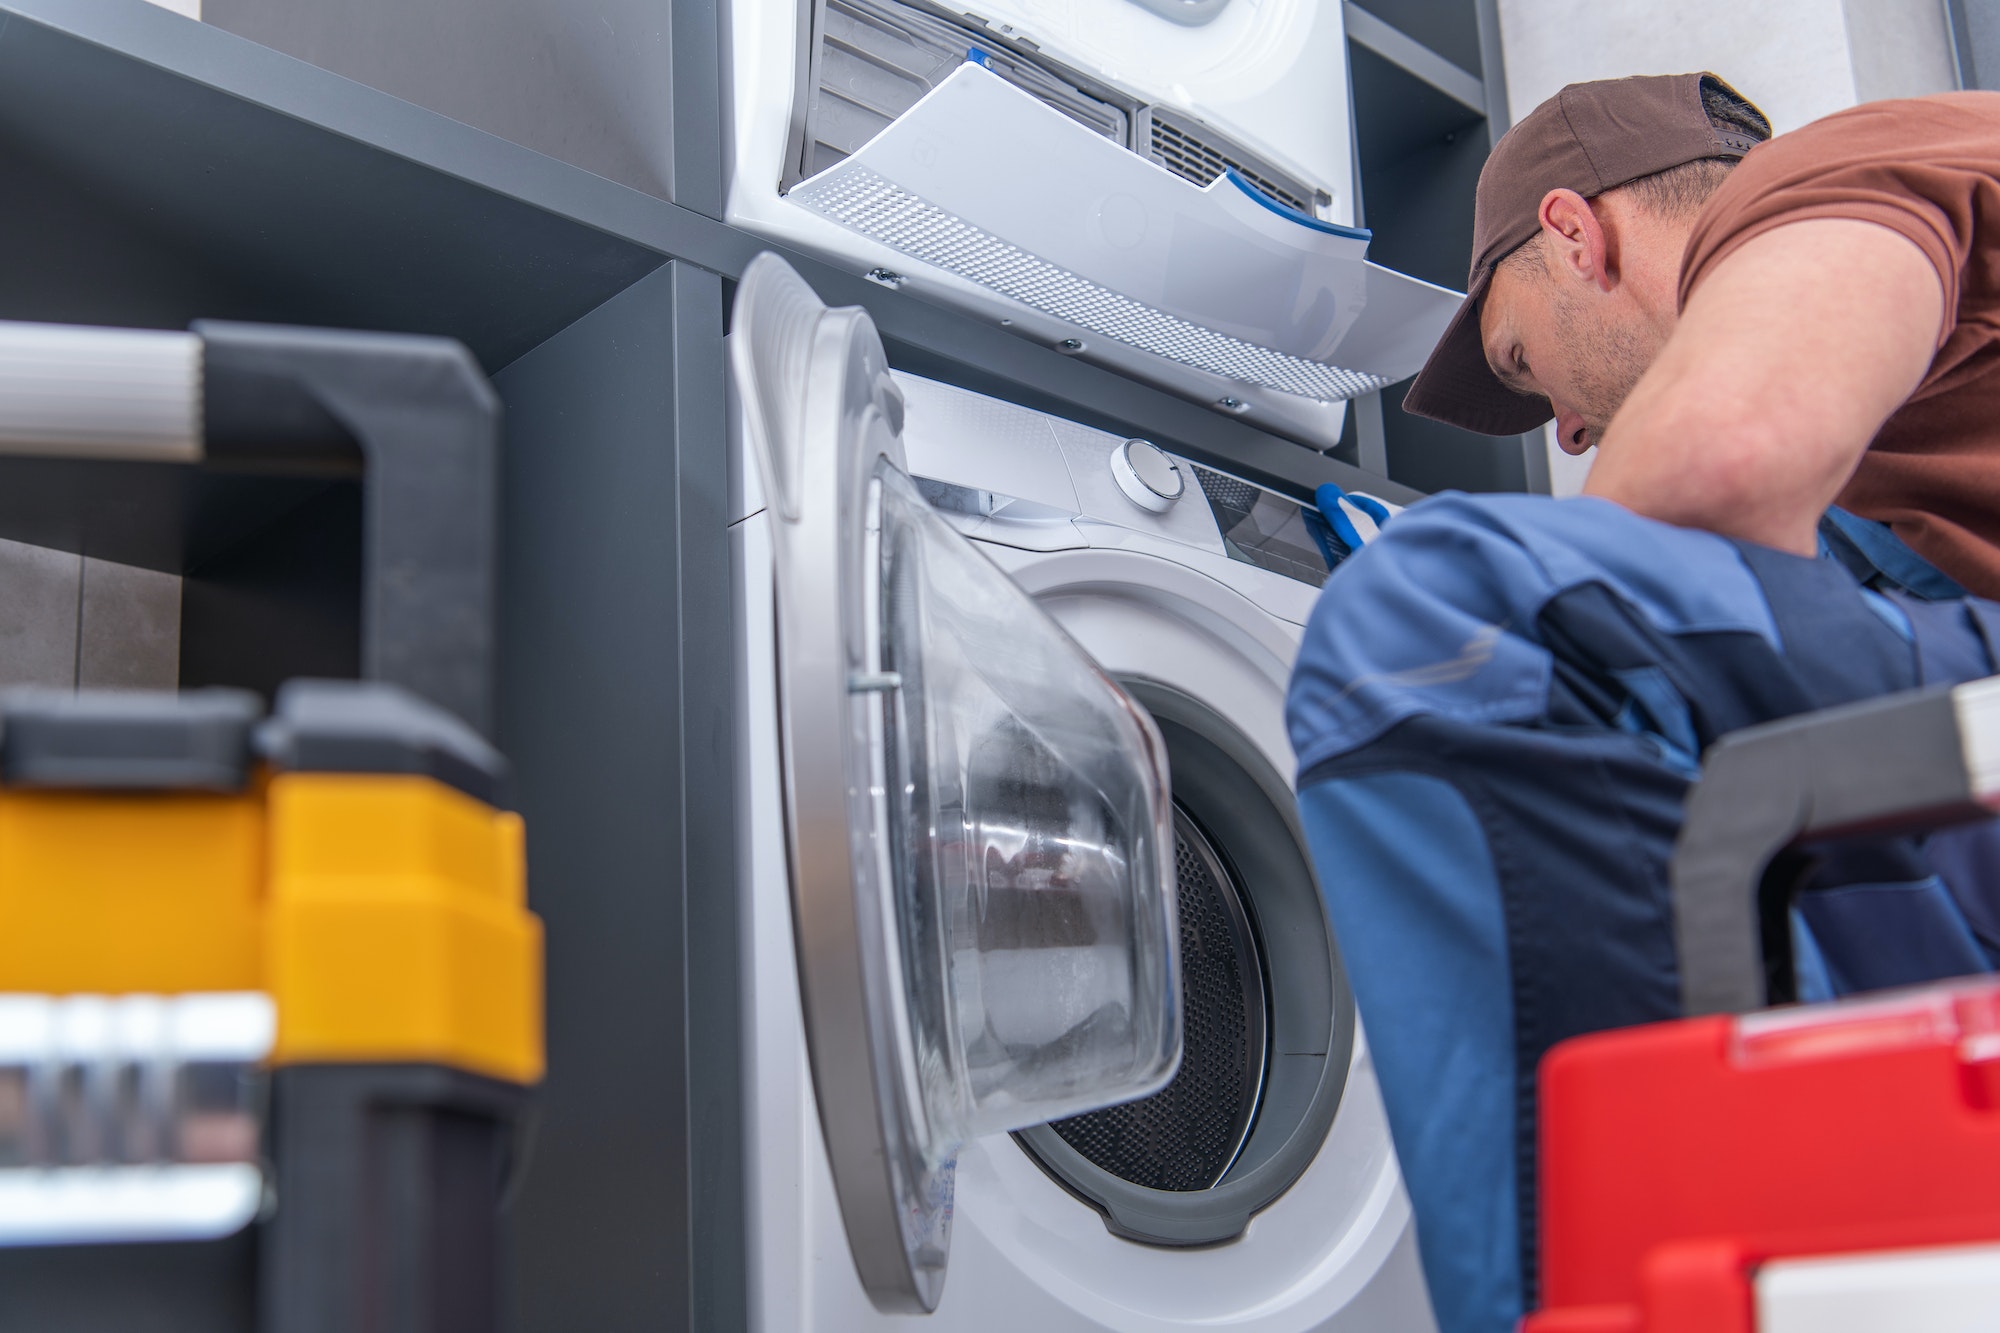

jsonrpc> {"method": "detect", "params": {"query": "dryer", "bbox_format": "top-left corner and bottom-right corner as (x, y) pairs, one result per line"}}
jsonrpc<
(728, 0), (1355, 226)
(723, 0), (1461, 451)
(731, 252), (1437, 1330)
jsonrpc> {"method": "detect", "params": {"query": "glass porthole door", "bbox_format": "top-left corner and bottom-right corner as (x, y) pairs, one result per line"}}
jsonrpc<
(730, 253), (1182, 1313)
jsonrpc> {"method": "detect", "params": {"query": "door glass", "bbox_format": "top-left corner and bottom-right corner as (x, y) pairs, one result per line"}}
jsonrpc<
(873, 461), (1179, 1162)
(734, 251), (1179, 1312)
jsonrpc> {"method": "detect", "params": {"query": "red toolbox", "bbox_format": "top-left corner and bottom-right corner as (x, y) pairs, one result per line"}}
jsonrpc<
(1528, 978), (2000, 1332)
(1525, 680), (2000, 1333)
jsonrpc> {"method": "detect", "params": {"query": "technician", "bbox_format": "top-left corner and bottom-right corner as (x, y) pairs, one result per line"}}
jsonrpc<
(1405, 73), (2000, 592)
(1283, 73), (2000, 1333)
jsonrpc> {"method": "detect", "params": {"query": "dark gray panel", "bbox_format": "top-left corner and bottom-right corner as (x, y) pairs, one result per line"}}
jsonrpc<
(670, 0), (724, 216)
(1349, 37), (1534, 495)
(1948, 0), (2000, 89)
(0, 457), (339, 577)
(179, 484), (364, 707)
(0, 1231), (257, 1333)
(0, 126), (262, 333)
(1341, 1), (1483, 114)
(263, 1065), (529, 1333)
(1380, 379), (1527, 494)
(1345, 0), (1483, 81)
(0, 3), (665, 369)
(1349, 40), (1484, 289)
(493, 267), (694, 1331)
(203, 0), (678, 201)
(0, 0), (714, 297)
(666, 266), (746, 1329)
(1471, 0), (1510, 134)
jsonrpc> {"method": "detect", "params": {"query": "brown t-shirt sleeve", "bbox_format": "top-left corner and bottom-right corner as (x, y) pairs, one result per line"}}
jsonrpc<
(1673, 92), (2000, 602)
(1678, 94), (2000, 349)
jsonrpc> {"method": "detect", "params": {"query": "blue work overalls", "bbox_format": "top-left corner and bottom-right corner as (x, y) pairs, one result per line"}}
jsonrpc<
(1286, 493), (2000, 1333)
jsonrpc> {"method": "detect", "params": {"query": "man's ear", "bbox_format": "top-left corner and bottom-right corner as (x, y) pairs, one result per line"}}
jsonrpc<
(1538, 188), (1613, 293)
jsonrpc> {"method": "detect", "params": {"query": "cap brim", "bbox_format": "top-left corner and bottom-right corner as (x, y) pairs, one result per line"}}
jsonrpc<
(1400, 268), (1554, 436)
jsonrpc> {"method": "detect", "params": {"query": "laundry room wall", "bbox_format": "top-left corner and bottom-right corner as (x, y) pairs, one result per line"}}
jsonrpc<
(1495, 0), (1961, 497)
(0, 540), (180, 689)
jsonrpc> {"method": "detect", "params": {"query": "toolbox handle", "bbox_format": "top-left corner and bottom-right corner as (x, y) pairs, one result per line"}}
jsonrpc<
(0, 320), (499, 738)
(1672, 677), (2000, 1016)
(195, 322), (500, 738)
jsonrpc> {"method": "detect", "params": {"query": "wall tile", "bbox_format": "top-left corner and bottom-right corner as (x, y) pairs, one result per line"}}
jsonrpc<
(0, 539), (81, 688)
(78, 558), (180, 690)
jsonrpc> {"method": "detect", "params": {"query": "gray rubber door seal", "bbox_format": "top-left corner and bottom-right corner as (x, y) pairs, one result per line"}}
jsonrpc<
(1016, 680), (1355, 1245)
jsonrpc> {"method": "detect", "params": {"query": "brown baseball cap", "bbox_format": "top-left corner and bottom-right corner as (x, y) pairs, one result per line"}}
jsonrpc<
(1401, 72), (1770, 435)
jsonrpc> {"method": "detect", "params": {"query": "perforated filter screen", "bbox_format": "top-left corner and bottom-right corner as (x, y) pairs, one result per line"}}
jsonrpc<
(792, 167), (1391, 402)
(1048, 811), (1265, 1192)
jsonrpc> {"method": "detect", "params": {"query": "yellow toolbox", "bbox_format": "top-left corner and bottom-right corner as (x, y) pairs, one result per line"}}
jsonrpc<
(0, 681), (543, 1332)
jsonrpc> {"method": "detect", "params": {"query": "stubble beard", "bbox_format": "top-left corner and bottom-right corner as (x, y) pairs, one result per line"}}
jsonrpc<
(1549, 285), (1657, 449)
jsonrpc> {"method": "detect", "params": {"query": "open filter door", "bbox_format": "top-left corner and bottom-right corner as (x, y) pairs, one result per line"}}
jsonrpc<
(783, 62), (1461, 448)
(731, 253), (1183, 1313)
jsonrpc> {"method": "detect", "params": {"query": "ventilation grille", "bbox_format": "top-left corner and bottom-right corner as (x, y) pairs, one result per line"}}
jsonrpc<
(1049, 813), (1264, 1191)
(793, 167), (1390, 402)
(796, 0), (1131, 187)
(1148, 110), (1317, 216)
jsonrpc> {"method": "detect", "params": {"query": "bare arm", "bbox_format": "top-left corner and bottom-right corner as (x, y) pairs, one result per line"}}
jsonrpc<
(1583, 217), (1945, 555)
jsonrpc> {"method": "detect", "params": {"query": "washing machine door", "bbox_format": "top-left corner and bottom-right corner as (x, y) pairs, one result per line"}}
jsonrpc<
(731, 253), (1182, 1314)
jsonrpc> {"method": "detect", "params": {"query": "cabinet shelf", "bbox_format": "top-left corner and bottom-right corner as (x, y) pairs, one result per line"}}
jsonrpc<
(0, 0), (1407, 502)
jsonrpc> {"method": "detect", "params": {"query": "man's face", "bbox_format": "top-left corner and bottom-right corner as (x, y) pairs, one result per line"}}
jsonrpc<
(1479, 245), (1660, 455)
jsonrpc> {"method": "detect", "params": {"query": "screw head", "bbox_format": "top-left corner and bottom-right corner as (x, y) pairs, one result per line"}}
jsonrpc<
(1058, 338), (1084, 352)
(1218, 396), (1245, 410)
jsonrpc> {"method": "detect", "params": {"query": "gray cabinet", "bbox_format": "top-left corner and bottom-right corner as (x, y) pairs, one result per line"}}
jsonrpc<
(202, 0), (696, 206)
(1341, 0), (1547, 494)
(1948, 0), (2000, 90)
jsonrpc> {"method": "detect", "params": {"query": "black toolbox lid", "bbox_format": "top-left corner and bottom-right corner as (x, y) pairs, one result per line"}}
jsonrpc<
(0, 681), (507, 805)
(257, 679), (508, 807)
(0, 688), (260, 790)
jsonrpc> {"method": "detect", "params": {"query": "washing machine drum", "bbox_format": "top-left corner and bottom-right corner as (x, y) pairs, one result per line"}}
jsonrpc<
(1050, 809), (1265, 1192)
(1015, 682), (1356, 1247)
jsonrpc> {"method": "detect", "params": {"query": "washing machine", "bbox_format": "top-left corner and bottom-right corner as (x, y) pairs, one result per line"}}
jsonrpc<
(730, 251), (1437, 1330)
(722, 0), (1461, 450)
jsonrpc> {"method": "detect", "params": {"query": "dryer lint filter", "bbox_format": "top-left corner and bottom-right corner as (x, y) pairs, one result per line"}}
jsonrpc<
(787, 65), (1460, 411)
